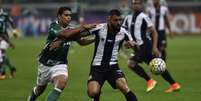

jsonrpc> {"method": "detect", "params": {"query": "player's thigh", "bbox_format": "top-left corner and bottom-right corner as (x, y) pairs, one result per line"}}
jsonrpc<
(107, 65), (125, 89)
(50, 64), (68, 88)
(87, 69), (104, 94)
(37, 63), (51, 86)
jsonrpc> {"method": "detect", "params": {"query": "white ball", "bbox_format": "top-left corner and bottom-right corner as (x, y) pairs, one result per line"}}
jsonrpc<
(149, 58), (166, 75)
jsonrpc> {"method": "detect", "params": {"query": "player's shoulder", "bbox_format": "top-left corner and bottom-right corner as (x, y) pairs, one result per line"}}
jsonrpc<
(124, 14), (132, 20)
(161, 5), (168, 11)
(96, 23), (106, 28)
(147, 7), (155, 13)
(50, 21), (58, 27)
(93, 23), (106, 30)
(139, 12), (149, 18)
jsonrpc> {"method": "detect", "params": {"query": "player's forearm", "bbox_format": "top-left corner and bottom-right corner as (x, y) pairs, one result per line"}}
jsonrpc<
(77, 37), (95, 46)
(150, 27), (158, 49)
(165, 15), (171, 31)
(58, 26), (86, 39)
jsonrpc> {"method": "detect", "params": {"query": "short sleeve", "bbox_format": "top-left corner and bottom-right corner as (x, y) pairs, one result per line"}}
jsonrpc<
(144, 15), (153, 27)
(121, 28), (133, 41)
(89, 23), (104, 35)
(48, 24), (61, 37)
(122, 16), (129, 30)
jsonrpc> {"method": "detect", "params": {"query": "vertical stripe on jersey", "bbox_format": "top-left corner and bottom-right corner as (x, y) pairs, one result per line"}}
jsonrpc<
(134, 13), (144, 45)
(130, 14), (137, 41)
(100, 30), (116, 66)
(110, 35), (123, 65)
(155, 8), (160, 31)
(159, 7), (165, 31)
(141, 19), (148, 43)
(92, 30), (104, 66)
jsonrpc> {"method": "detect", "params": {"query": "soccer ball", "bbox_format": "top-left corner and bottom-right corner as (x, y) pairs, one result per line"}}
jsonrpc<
(149, 58), (166, 75)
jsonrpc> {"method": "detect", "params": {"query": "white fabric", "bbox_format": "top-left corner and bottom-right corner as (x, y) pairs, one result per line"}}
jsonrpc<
(0, 40), (9, 50)
(90, 23), (133, 66)
(37, 63), (68, 86)
(123, 13), (153, 46)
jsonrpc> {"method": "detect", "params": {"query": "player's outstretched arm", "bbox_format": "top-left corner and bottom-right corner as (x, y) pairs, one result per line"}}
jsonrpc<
(76, 35), (95, 46)
(58, 24), (96, 39)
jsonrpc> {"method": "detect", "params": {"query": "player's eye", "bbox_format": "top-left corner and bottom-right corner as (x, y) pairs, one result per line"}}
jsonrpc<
(64, 14), (71, 17)
(115, 19), (122, 22)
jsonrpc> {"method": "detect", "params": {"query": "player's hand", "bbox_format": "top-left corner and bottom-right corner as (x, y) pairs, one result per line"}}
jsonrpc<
(82, 24), (97, 30)
(10, 43), (15, 49)
(12, 29), (21, 38)
(49, 39), (63, 51)
(168, 29), (174, 39)
(124, 41), (136, 49)
(153, 47), (161, 57)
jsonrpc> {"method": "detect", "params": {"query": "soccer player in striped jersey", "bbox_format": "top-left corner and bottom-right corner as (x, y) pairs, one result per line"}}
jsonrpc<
(87, 9), (138, 101)
(122, 0), (180, 93)
(147, 0), (173, 61)
(28, 7), (95, 101)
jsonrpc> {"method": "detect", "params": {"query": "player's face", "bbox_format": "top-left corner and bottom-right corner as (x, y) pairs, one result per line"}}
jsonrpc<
(59, 10), (72, 26)
(109, 15), (122, 31)
(132, 0), (142, 12)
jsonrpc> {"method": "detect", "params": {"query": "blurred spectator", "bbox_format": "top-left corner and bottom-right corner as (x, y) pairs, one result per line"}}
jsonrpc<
(119, 0), (131, 18)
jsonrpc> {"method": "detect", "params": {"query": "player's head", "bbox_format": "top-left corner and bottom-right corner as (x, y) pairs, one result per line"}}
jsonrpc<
(153, 0), (160, 6)
(132, 0), (143, 12)
(107, 9), (122, 31)
(57, 7), (72, 27)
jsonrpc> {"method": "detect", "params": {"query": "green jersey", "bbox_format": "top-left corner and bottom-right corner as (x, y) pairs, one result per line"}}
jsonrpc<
(0, 11), (14, 36)
(38, 21), (73, 66)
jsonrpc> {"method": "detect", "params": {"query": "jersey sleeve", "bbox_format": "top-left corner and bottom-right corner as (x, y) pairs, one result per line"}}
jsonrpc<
(89, 23), (103, 35)
(5, 13), (15, 29)
(121, 28), (133, 41)
(144, 14), (153, 28)
(48, 23), (62, 37)
(122, 16), (129, 30)
(164, 6), (169, 16)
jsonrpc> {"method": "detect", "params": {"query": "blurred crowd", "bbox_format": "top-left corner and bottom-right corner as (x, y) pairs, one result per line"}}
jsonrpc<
(0, 0), (200, 37)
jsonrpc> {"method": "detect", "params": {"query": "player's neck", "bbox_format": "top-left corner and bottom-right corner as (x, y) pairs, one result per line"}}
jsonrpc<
(108, 24), (119, 34)
(58, 20), (68, 28)
(154, 4), (160, 9)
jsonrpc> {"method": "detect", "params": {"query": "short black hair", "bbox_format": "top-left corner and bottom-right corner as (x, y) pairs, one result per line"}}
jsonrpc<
(57, 7), (71, 16)
(109, 9), (121, 16)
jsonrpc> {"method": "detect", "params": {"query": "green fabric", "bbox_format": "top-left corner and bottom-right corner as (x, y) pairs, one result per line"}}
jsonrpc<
(38, 21), (72, 66)
(46, 89), (61, 101)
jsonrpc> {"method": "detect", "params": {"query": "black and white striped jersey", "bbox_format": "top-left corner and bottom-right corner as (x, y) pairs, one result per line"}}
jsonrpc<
(147, 5), (169, 31)
(122, 11), (153, 46)
(90, 23), (133, 66)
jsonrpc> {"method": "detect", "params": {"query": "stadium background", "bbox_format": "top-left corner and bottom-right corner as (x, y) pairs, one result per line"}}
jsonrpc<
(0, 0), (201, 101)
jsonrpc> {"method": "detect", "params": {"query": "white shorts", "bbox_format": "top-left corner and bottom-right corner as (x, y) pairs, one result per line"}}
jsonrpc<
(37, 63), (68, 86)
(0, 40), (9, 50)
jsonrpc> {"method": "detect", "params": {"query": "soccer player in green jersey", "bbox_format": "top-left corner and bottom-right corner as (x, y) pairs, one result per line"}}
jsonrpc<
(28, 7), (95, 101)
(0, 8), (18, 79)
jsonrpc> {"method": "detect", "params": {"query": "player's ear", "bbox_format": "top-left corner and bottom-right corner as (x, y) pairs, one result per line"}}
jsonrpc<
(58, 15), (61, 20)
